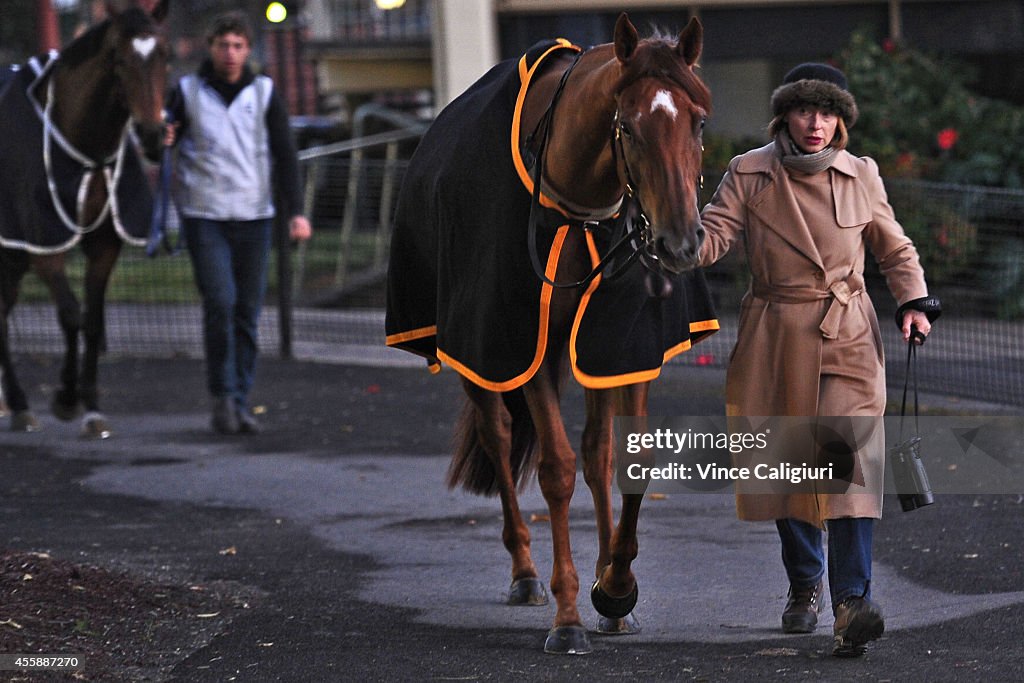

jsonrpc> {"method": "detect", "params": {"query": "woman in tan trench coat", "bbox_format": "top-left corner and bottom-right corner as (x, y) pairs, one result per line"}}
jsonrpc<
(699, 63), (940, 657)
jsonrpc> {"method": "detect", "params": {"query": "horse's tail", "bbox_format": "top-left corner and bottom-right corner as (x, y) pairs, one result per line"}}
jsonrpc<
(446, 388), (538, 496)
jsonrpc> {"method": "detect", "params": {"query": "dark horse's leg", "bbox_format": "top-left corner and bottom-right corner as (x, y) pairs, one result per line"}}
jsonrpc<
(0, 247), (39, 431)
(458, 378), (547, 606)
(77, 228), (122, 439)
(584, 384), (649, 632)
(31, 252), (83, 422)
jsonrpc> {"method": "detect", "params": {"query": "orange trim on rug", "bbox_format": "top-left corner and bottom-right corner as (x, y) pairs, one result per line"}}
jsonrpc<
(385, 325), (437, 346)
(690, 319), (721, 334)
(511, 40), (581, 217)
(436, 224), (571, 392)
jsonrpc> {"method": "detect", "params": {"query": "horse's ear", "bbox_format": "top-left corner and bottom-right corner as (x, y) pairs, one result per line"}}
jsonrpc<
(676, 17), (703, 66)
(150, 0), (170, 23)
(613, 12), (639, 64)
(104, 0), (127, 16)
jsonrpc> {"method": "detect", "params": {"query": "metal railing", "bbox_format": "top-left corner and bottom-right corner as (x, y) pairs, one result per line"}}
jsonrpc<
(294, 104), (427, 305)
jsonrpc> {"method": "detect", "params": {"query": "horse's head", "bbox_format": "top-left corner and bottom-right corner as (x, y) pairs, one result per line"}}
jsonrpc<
(612, 14), (710, 274)
(105, 0), (171, 157)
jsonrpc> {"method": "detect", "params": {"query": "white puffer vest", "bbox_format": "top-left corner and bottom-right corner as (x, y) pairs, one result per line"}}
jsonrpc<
(174, 73), (275, 221)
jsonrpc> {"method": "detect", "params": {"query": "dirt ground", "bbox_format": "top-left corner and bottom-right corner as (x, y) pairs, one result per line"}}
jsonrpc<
(0, 549), (256, 682)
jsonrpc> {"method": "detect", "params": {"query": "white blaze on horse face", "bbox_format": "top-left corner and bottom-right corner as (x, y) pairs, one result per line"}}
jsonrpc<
(650, 89), (678, 120)
(132, 36), (158, 60)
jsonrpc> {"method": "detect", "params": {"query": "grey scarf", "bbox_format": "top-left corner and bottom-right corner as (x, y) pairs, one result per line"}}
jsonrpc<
(775, 131), (838, 175)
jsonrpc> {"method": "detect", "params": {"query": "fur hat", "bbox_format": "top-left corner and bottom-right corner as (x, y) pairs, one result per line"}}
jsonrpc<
(771, 63), (859, 127)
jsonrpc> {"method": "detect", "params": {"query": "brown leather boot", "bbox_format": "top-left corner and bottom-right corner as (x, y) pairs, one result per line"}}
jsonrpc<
(832, 596), (884, 657)
(781, 578), (824, 633)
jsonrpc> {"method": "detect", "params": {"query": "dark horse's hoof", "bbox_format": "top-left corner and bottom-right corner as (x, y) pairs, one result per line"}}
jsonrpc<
(591, 578), (639, 620)
(80, 412), (112, 440)
(10, 410), (40, 432)
(596, 612), (642, 635)
(51, 394), (81, 422)
(543, 625), (592, 655)
(507, 577), (548, 606)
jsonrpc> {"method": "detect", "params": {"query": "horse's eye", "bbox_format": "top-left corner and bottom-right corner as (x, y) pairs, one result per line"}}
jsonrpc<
(619, 122), (633, 139)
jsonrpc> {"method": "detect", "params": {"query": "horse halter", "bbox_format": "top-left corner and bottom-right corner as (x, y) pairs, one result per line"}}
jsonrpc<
(527, 54), (704, 290)
(612, 102), (706, 277)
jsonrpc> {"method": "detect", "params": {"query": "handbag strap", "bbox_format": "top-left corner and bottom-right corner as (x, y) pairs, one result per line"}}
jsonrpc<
(897, 336), (919, 442)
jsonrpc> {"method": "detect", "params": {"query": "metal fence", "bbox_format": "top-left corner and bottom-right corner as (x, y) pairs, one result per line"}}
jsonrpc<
(7, 143), (1024, 409)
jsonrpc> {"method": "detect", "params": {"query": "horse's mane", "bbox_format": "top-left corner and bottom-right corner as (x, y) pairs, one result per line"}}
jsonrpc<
(57, 9), (158, 69)
(613, 35), (712, 115)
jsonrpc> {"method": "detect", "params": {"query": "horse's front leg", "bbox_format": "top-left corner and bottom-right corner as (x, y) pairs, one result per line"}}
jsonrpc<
(31, 254), (82, 422)
(78, 235), (122, 439)
(587, 382), (649, 630)
(523, 373), (590, 655)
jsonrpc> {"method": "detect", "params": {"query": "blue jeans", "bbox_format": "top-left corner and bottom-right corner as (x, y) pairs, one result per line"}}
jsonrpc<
(776, 517), (873, 614)
(183, 217), (272, 409)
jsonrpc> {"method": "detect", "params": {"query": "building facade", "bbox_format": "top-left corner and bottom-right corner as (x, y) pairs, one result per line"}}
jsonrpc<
(303, 0), (1023, 138)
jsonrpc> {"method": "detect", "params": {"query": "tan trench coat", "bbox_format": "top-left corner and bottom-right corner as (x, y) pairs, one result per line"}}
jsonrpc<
(700, 142), (929, 526)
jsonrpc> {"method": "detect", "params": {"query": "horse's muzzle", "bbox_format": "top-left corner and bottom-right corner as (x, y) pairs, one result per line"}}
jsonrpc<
(652, 226), (704, 274)
(133, 121), (165, 158)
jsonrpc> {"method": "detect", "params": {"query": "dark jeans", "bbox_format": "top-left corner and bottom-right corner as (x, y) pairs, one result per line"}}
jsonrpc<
(183, 217), (272, 409)
(776, 517), (874, 614)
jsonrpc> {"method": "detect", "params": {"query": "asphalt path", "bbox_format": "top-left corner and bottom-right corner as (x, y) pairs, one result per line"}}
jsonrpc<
(1, 355), (1023, 681)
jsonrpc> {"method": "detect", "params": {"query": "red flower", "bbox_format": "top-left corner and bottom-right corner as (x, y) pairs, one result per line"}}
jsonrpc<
(882, 38), (895, 53)
(937, 128), (958, 151)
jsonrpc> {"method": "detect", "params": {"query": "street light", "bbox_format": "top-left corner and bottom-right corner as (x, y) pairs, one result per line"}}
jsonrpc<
(375, 0), (406, 9)
(265, 1), (289, 23)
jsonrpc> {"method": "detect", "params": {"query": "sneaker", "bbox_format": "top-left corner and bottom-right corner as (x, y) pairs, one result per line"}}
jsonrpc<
(782, 578), (824, 633)
(832, 596), (884, 657)
(237, 407), (262, 434)
(211, 396), (239, 434)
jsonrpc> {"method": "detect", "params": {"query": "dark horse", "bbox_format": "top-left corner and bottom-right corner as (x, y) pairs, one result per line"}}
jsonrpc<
(387, 14), (716, 653)
(0, 0), (169, 437)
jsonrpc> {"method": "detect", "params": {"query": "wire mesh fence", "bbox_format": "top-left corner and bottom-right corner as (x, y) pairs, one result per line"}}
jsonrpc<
(6, 154), (1023, 408)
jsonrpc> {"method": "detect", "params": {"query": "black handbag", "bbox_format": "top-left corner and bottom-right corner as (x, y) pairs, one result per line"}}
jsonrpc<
(888, 329), (935, 511)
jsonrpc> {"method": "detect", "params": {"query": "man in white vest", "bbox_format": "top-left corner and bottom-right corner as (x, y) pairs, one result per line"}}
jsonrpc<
(165, 11), (312, 434)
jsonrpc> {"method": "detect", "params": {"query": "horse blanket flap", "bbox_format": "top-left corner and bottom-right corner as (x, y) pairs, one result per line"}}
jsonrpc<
(386, 41), (718, 390)
(0, 59), (151, 254)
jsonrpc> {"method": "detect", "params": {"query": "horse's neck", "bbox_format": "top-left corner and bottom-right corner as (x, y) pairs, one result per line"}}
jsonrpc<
(544, 56), (623, 208)
(49, 59), (128, 162)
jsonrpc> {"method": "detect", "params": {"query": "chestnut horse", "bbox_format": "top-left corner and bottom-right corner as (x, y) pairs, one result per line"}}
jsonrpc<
(0, 0), (169, 437)
(386, 14), (713, 653)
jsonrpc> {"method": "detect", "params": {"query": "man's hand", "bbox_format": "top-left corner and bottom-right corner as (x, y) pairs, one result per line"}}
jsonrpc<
(289, 215), (312, 242)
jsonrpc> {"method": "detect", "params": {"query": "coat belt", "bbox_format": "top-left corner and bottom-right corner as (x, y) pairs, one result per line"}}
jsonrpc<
(751, 273), (864, 340)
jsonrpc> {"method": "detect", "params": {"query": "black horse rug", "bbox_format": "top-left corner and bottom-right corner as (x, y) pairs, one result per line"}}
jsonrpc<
(0, 54), (151, 254)
(386, 40), (718, 390)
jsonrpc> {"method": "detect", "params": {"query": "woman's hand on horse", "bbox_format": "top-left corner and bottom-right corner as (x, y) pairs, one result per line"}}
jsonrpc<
(289, 215), (313, 242)
(901, 310), (931, 344)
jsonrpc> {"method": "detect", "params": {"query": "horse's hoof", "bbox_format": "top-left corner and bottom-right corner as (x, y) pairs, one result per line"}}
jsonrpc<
(596, 612), (641, 635)
(51, 396), (81, 422)
(591, 578), (639, 620)
(507, 577), (549, 606)
(543, 625), (591, 655)
(80, 412), (111, 440)
(10, 410), (40, 432)
(0, 399), (9, 418)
